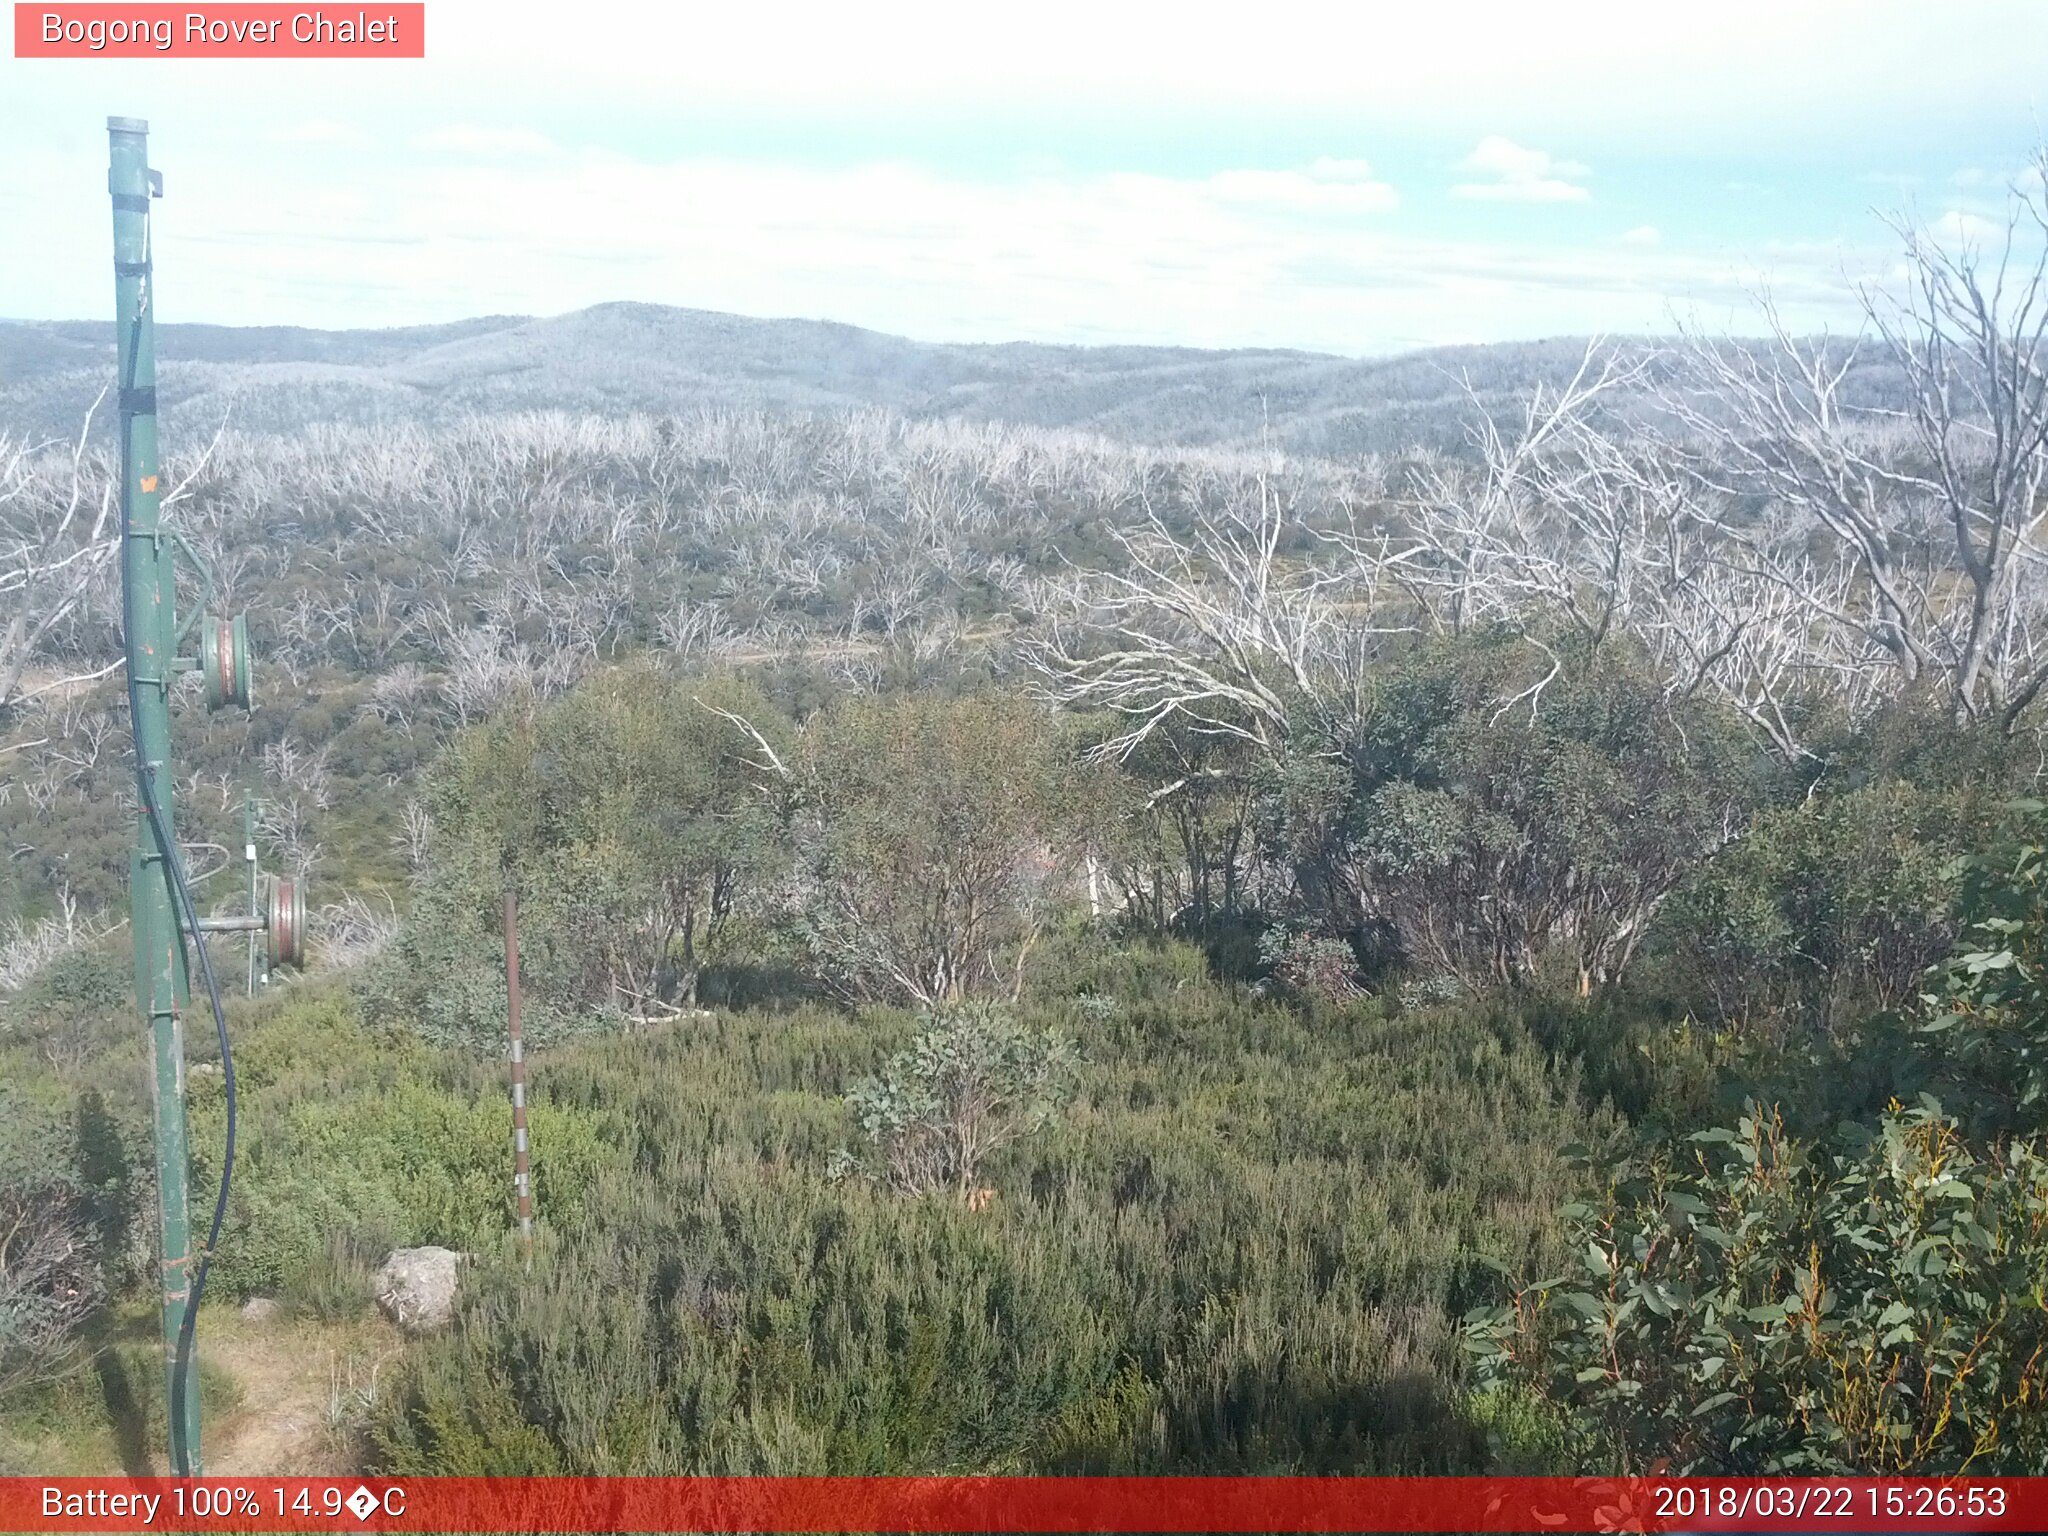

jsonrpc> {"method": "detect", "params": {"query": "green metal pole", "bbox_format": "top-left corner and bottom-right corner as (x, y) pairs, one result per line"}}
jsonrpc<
(110, 115), (203, 1476)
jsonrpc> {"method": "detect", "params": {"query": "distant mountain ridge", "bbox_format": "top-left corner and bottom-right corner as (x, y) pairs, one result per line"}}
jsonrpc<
(0, 301), (1664, 454)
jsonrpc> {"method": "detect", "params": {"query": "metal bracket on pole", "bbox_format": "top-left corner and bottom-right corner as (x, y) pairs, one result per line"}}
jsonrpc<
(169, 529), (215, 651)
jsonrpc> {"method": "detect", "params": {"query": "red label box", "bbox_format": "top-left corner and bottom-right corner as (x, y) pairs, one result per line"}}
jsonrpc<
(4, 1476), (2047, 1534)
(13, 3), (424, 57)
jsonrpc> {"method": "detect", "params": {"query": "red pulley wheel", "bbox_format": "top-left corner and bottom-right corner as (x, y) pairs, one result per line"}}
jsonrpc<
(200, 613), (253, 711)
(266, 874), (306, 969)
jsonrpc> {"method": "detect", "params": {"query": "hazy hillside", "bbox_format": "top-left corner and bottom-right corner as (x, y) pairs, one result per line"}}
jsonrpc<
(0, 302), (1646, 454)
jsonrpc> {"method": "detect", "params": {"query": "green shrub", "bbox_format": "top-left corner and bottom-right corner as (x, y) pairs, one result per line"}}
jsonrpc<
(0, 1313), (242, 1469)
(1657, 781), (1977, 1039)
(1474, 807), (2048, 1474)
(832, 1001), (1078, 1197)
(1467, 1103), (2048, 1472)
(0, 1086), (112, 1400)
(1920, 802), (2048, 1136)
(181, 991), (619, 1302)
(4, 945), (131, 1068)
(1460, 1381), (1584, 1474)
(794, 692), (1101, 1004)
(285, 1232), (383, 1323)
(1257, 927), (1366, 1005)
(362, 667), (792, 1047)
(370, 977), (1600, 1474)
(1268, 633), (1758, 990)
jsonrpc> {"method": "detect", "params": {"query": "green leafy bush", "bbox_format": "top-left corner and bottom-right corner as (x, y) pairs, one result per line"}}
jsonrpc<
(1270, 634), (1756, 990)
(832, 1002), (1078, 1197)
(286, 1232), (383, 1323)
(1471, 818), (2048, 1474)
(1920, 803), (2048, 1135)
(1257, 927), (1365, 1005)
(1466, 1103), (2048, 1472)
(366, 667), (788, 1048)
(795, 692), (1099, 1003)
(4, 946), (131, 1069)
(1658, 781), (1977, 1039)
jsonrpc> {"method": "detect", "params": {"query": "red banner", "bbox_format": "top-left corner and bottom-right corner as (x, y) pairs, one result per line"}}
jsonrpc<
(12, 4), (424, 57)
(3, 1477), (2044, 1533)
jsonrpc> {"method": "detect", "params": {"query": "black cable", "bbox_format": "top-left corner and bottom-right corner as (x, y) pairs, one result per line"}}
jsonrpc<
(144, 765), (236, 1477)
(118, 285), (236, 1478)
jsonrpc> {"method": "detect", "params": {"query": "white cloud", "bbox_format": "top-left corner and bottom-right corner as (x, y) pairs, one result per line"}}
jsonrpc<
(3, 1), (2036, 355)
(1452, 136), (1591, 202)
(412, 125), (561, 159)
(1203, 158), (1399, 217)
(268, 120), (371, 148)
(88, 141), (1873, 353)
(134, 2), (2034, 160)
(1927, 209), (2003, 245)
(1945, 161), (2044, 201)
(1622, 225), (1661, 246)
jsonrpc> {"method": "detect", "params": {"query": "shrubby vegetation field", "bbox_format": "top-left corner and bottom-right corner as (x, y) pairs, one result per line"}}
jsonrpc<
(5, 160), (2048, 1474)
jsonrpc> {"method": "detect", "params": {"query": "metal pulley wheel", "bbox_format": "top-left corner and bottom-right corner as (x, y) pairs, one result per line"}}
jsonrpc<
(200, 613), (253, 711)
(266, 874), (305, 970)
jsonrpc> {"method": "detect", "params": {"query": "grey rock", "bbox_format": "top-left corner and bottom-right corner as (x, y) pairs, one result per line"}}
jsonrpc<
(371, 1246), (466, 1332)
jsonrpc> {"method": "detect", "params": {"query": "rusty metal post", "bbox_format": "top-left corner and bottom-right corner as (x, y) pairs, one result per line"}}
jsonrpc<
(503, 890), (533, 1264)
(244, 793), (258, 996)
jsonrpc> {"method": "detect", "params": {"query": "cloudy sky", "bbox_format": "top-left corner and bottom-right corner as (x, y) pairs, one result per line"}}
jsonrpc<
(3, 1), (2046, 354)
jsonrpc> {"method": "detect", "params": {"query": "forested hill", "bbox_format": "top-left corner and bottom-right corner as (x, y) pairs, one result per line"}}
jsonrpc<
(0, 303), (1640, 454)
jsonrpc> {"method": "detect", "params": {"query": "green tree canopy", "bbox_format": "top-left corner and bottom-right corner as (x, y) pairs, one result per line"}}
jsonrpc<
(794, 692), (1102, 1003)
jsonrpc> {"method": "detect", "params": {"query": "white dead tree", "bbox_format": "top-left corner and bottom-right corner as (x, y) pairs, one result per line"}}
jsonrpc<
(1398, 344), (1842, 756)
(1402, 158), (2048, 761)
(1665, 155), (2048, 735)
(363, 662), (438, 733)
(656, 599), (735, 663)
(255, 795), (323, 880)
(313, 890), (399, 970)
(1029, 469), (1414, 762)
(0, 1171), (103, 1397)
(1399, 342), (1648, 641)
(262, 736), (335, 810)
(0, 890), (115, 993)
(0, 398), (119, 714)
